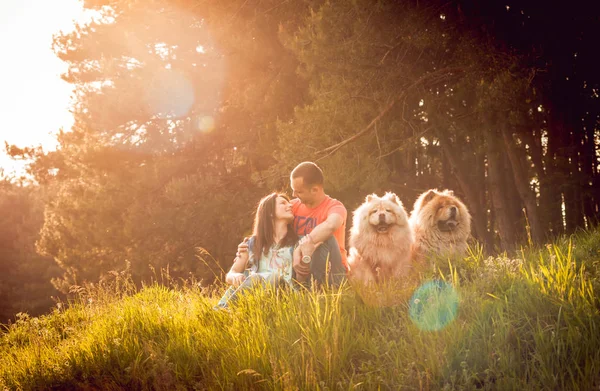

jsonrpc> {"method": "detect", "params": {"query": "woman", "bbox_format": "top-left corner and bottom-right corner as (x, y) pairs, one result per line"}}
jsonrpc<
(215, 192), (300, 309)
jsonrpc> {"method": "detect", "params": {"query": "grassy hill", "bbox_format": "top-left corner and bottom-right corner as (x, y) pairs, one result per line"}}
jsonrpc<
(1, 229), (600, 390)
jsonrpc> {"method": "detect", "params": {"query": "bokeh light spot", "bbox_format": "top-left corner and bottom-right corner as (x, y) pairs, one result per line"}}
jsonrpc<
(196, 115), (215, 133)
(409, 280), (459, 331)
(144, 69), (195, 119)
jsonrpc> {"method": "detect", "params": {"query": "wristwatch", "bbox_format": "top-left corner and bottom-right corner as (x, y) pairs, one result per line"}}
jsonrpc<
(301, 255), (312, 264)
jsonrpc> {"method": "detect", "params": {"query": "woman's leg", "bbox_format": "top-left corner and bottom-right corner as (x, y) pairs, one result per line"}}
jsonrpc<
(214, 273), (265, 308)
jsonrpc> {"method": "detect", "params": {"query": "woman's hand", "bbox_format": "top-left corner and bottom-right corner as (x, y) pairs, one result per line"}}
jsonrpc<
(226, 272), (246, 287)
(236, 237), (250, 258)
(227, 244), (250, 287)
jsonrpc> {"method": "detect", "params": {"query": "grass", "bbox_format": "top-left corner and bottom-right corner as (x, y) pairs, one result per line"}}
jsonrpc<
(1, 229), (600, 390)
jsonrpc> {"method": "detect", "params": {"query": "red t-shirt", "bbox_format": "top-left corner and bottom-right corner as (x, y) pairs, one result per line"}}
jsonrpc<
(291, 196), (347, 268)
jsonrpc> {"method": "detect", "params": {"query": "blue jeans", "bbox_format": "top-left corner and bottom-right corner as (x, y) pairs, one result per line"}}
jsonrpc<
(215, 236), (346, 309)
(300, 235), (346, 288)
(214, 272), (276, 309)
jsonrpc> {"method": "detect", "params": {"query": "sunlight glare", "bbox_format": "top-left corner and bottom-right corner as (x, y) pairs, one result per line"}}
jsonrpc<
(0, 0), (91, 175)
(145, 70), (195, 119)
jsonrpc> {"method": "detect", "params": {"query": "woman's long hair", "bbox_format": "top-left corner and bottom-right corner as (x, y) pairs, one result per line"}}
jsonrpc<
(252, 192), (298, 257)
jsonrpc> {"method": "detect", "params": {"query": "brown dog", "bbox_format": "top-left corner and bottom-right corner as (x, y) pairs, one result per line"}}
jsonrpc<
(409, 189), (471, 260)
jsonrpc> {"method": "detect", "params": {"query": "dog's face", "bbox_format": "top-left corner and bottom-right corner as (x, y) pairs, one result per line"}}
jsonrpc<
(357, 192), (408, 234)
(413, 189), (470, 234)
(430, 196), (463, 232)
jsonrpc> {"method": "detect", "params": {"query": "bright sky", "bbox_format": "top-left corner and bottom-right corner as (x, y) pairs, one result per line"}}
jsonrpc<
(0, 0), (88, 177)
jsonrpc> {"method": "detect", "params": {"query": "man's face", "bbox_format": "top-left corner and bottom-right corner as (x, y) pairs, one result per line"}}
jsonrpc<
(291, 177), (314, 205)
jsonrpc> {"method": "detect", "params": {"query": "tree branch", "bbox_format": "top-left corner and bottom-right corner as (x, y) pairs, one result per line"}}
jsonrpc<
(316, 66), (466, 157)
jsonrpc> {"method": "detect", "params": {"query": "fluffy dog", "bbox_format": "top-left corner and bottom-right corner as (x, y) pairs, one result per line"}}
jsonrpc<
(409, 189), (471, 260)
(347, 192), (413, 286)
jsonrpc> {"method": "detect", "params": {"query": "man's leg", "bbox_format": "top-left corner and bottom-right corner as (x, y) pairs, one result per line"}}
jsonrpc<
(310, 236), (346, 287)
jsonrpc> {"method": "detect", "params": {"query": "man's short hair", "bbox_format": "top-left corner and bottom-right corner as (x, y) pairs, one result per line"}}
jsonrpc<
(291, 161), (324, 186)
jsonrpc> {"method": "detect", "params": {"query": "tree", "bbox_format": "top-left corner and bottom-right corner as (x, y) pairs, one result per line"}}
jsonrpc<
(21, 0), (600, 301)
(0, 174), (60, 323)
(33, 0), (311, 291)
(275, 0), (599, 251)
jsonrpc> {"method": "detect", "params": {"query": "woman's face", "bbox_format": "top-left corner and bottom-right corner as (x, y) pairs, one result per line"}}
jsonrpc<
(274, 196), (294, 222)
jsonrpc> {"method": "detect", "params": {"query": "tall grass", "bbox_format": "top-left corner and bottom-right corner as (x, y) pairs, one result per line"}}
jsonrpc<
(1, 229), (600, 390)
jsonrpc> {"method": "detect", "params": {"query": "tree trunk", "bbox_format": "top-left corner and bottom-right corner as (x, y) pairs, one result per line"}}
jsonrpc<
(485, 126), (517, 252)
(441, 149), (453, 190)
(543, 114), (565, 236)
(439, 133), (491, 250)
(555, 119), (581, 234)
(568, 128), (585, 230)
(501, 125), (545, 245)
(474, 138), (493, 250)
(520, 128), (549, 231)
(501, 152), (526, 241)
(573, 123), (595, 228)
(582, 123), (599, 225)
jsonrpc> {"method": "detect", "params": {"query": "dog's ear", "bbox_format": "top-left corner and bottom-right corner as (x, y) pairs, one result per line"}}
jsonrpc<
(365, 194), (375, 202)
(384, 192), (402, 206)
(420, 189), (437, 206)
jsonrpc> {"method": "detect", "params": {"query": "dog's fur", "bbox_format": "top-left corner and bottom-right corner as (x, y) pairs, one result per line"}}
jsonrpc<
(409, 189), (471, 260)
(347, 192), (413, 285)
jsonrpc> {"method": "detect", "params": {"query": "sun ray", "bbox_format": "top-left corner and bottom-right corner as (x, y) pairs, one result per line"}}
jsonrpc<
(0, 0), (92, 176)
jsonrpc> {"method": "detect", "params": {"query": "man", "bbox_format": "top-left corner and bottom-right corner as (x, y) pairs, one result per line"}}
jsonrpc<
(237, 161), (347, 286)
(289, 161), (347, 286)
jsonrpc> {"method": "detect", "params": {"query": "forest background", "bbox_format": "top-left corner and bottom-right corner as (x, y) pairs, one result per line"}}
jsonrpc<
(1, 0), (599, 323)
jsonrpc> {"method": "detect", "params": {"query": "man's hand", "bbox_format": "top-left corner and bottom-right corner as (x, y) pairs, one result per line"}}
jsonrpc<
(293, 246), (310, 282)
(236, 237), (250, 258)
(299, 233), (320, 257)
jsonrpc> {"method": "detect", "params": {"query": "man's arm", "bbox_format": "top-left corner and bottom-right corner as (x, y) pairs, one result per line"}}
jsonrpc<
(309, 213), (343, 243)
(299, 213), (343, 256)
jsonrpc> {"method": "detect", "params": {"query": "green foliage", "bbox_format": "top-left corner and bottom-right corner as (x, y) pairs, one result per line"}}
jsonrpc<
(273, 0), (503, 217)
(2, 229), (599, 389)
(12, 0), (600, 319)
(276, 0), (600, 251)
(276, 0), (443, 197)
(0, 178), (61, 323)
(32, 0), (311, 292)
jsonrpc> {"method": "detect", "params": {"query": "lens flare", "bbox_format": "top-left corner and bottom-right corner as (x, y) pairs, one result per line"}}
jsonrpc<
(144, 69), (195, 119)
(196, 115), (215, 133)
(409, 280), (459, 331)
